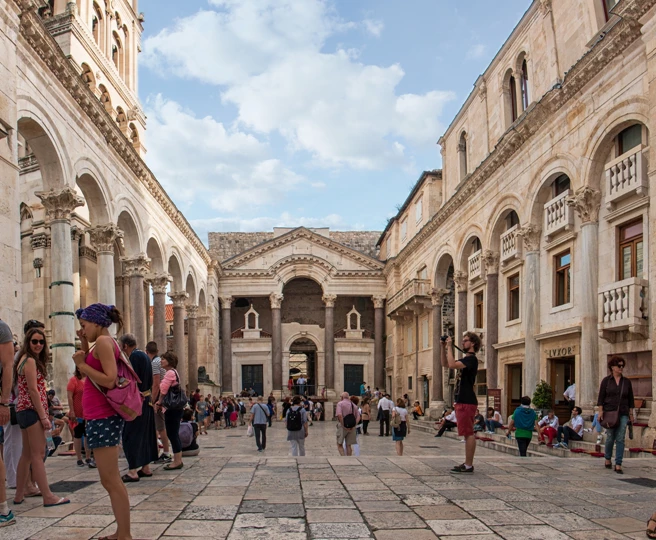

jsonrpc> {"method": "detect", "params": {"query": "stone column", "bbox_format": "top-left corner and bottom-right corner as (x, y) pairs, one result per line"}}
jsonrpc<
(122, 254), (150, 347)
(517, 224), (542, 402)
(122, 276), (131, 333)
(186, 304), (199, 392)
(150, 274), (170, 353)
(453, 271), (468, 405)
(219, 296), (233, 394)
(430, 288), (449, 416)
(270, 293), (284, 394)
(567, 187), (602, 415)
(169, 291), (189, 389)
(35, 188), (84, 398)
(323, 294), (337, 392)
(71, 227), (81, 311)
(88, 223), (123, 306)
(483, 250), (500, 389)
(145, 280), (152, 343)
(373, 296), (385, 390)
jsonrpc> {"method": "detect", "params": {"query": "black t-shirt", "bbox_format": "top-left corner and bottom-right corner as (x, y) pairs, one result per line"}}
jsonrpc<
(454, 353), (478, 405)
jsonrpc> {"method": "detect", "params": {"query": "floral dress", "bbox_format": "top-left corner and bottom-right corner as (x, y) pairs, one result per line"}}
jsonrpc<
(16, 357), (48, 414)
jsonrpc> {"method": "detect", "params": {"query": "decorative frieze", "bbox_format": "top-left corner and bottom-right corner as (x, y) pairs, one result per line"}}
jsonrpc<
(88, 223), (123, 253)
(35, 187), (84, 222)
(31, 233), (50, 250)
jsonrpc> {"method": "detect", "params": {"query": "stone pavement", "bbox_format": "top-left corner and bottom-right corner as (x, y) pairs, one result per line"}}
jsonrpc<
(4, 420), (656, 539)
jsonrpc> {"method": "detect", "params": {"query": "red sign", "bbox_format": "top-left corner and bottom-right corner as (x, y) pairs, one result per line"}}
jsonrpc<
(487, 389), (501, 412)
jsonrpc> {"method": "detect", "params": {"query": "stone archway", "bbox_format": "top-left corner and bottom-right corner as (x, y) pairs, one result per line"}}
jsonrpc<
(289, 338), (318, 397)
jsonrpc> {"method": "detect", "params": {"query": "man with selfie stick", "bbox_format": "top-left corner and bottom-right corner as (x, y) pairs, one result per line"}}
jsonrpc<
(442, 332), (481, 474)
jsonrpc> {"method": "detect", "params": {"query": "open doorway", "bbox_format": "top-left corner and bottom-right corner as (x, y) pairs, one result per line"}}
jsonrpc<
(289, 338), (317, 396)
(507, 363), (523, 416)
(550, 356), (575, 425)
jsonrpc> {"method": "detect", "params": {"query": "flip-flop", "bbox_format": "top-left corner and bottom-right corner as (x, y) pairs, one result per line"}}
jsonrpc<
(12, 499), (23, 505)
(137, 470), (152, 478)
(25, 491), (41, 498)
(163, 463), (183, 470)
(44, 497), (70, 507)
(121, 474), (140, 483)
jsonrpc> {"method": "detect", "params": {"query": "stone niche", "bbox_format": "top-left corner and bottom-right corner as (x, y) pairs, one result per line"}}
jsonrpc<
(345, 306), (363, 339)
(242, 305), (261, 339)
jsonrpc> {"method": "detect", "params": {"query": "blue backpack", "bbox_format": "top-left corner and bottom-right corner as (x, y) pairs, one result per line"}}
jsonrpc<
(513, 407), (536, 431)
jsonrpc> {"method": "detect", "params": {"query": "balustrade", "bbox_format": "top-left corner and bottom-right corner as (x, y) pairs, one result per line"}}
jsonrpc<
(605, 146), (647, 208)
(544, 190), (574, 240)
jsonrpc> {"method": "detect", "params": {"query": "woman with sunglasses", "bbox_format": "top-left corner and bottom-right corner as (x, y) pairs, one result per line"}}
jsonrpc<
(596, 355), (634, 474)
(13, 328), (69, 506)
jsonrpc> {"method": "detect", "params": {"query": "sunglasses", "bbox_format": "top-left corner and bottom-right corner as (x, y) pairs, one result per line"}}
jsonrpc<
(617, 364), (625, 368)
(31, 339), (45, 345)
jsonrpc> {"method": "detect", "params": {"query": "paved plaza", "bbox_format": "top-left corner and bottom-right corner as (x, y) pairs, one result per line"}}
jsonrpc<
(2, 421), (656, 539)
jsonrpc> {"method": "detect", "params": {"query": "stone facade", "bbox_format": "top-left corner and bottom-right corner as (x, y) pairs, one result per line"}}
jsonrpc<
(378, 0), (656, 443)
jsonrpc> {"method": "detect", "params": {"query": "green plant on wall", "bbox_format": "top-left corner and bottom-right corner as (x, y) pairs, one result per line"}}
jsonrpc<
(532, 380), (553, 410)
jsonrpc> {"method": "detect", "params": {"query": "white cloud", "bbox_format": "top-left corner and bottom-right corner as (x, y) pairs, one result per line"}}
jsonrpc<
(143, 0), (455, 171)
(466, 43), (487, 60)
(144, 95), (304, 213)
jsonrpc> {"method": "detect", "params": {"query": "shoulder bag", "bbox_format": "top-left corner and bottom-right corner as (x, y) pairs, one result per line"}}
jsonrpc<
(162, 369), (188, 411)
(600, 376), (624, 429)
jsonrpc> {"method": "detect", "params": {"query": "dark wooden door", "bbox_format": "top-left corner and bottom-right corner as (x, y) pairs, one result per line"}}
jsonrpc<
(507, 364), (523, 417)
(242, 364), (264, 397)
(344, 364), (364, 397)
(550, 357), (575, 426)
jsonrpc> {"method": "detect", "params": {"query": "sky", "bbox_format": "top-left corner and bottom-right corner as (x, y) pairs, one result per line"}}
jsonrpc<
(138, 0), (531, 242)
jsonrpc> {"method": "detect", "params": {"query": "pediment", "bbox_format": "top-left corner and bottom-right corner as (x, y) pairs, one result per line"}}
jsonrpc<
(222, 228), (384, 274)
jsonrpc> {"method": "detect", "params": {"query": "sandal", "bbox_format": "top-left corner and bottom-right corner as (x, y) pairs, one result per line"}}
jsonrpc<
(647, 517), (656, 539)
(614, 466), (623, 474)
(121, 474), (140, 483)
(605, 461), (612, 469)
(44, 497), (70, 507)
(163, 463), (183, 470)
(137, 469), (152, 478)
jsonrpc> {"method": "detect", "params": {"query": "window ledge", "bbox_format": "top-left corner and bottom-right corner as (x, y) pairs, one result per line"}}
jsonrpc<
(550, 302), (573, 315)
(505, 318), (522, 328)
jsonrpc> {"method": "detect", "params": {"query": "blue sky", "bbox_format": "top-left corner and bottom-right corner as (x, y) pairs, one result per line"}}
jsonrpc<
(138, 0), (530, 241)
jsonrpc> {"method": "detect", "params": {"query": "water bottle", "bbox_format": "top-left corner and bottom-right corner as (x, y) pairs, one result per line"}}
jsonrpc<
(45, 430), (55, 451)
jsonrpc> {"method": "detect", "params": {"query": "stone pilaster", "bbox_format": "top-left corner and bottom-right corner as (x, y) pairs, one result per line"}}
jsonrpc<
(88, 223), (123, 306)
(122, 275), (131, 334)
(122, 253), (150, 348)
(323, 294), (337, 392)
(270, 293), (284, 393)
(567, 187), (601, 415)
(35, 187), (84, 399)
(150, 273), (170, 354)
(373, 295), (385, 391)
(186, 304), (199, 393)
(483, 250), (500, 389)
(429, 288), (449, 417)
(169, 291), (189, 390)
(219, 295), (233, 393)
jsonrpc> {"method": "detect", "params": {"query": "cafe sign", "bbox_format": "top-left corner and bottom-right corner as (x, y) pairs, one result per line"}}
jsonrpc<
(544, 345), (576, 358)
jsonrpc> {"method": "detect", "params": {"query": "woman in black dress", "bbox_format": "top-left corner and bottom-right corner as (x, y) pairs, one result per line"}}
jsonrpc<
(119, 334), (158, 482)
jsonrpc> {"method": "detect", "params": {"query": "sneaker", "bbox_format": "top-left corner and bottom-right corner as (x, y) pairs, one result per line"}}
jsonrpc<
(584, 428), (592, 433)
(560, 442), (568, 449)
(450, 463), (474, 474)
(0, 511), (15, 528)
(77, 459), (85, 467)
(87, 458), (97, 468)
(596, 435), (603, 444)
(155, 453), (172, 463)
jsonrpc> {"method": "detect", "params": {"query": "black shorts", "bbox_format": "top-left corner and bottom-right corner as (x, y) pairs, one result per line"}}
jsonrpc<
(17, 409), (39, 429)
(73, 420), (86, 439)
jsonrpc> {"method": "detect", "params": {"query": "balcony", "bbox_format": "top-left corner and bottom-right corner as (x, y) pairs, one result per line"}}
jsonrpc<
(387, 279), (431, 316)
(605, 146), (647, 209)
(468, 250), (483, 281)
(598, 277), (649, 342)
(500, 225), (522, 266)
(544, 190), (574, 241)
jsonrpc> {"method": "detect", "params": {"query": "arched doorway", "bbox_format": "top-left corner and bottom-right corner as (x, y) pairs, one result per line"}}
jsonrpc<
(289, 338), (317, 396)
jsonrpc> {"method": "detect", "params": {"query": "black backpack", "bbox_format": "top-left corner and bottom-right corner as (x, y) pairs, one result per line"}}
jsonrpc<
(239, 403), (246, 414)
(343, 403), (357, 429)
(287, 407), (303, 431)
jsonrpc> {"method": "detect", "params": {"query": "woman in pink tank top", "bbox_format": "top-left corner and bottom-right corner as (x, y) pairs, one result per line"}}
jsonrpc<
(74, 303), (133, 540)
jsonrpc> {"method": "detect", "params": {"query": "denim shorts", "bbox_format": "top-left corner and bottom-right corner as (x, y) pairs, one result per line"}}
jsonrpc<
(86, 415), (124, 449)
(17, 409), (39, 430)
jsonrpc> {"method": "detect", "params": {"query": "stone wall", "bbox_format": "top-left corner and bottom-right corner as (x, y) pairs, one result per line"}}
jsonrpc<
(281, 279), (325, 327)
(328, 231), (381, 259)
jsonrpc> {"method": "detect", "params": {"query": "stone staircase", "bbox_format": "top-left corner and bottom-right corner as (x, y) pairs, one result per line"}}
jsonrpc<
(409, 417), (656, 459)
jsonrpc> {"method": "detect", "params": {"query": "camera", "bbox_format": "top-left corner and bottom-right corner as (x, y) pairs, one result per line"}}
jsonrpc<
(440, 335), (449, 342)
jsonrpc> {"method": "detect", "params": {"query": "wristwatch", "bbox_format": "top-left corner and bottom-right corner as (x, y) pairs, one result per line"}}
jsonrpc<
(0, 402), (9, 407)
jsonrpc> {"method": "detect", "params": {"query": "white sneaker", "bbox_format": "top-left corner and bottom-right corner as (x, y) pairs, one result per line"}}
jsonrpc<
(596, 435), (603, 444)
(584, 428), (592, 433)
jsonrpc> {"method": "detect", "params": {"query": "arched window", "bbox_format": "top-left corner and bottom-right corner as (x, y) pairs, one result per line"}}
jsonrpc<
(112, 32), (122, 71)
(122, 25), (130, 83)
(458, 131), (468, 180)
(520, 59), (529, 110)
(81, 63), (95, 92)
(616, 124), (643, 156)
(503, 69), (518, 127)
(92, 3), (103, 50)
(552, 174), (570, 197)
(506, 210), (519, 230)
(509, 74), (518, 122)
(471, 237), (482, 254)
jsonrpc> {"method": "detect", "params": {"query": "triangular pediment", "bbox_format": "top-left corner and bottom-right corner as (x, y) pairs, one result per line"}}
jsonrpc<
(222, 227), (384, 274)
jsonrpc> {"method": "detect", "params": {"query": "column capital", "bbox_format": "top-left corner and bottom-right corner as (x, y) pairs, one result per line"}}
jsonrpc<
(566, 186), (602, 224)
(122, 253), (150, 277)
(322, 294), (337, 308)
(186, 304), (199, 319)
(431, 288), (450, 306)
(219, 295), (233, 309)
(269, 293), (284, 309)
(372, 295), (386, 309)
(482, 249), (500, 275)
(517, 223), (542, 252)
(35, 187), (84, 222)
(148, 273), (171, 294)
(88, 223), (123, 253)
(169, 291), (189, 308)
(453, 271), (468, 293)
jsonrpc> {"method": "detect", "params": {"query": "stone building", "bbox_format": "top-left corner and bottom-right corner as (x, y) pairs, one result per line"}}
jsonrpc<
(378, 0), (656, 443)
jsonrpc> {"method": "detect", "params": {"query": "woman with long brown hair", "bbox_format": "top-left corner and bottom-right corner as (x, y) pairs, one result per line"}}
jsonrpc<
(13, 328), (69, 506)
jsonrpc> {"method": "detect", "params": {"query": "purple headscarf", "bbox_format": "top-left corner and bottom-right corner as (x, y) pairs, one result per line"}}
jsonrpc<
(76, 304), (114, 327)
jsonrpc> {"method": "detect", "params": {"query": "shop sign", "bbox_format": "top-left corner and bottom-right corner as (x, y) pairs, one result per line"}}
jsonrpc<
(487, 388), (501, 411)
(544, 345), (576, 358)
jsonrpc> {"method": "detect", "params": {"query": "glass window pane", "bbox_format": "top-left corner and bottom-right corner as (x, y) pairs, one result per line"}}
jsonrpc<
(637, 241), (643, 276)
(622, 246), (632, 279)
(566, 268), (571, 303)
(621, 221), (642, 241)
(619, 124), (642, 154)
(559, 252), (571, 267)
(554, 175), (570, 196)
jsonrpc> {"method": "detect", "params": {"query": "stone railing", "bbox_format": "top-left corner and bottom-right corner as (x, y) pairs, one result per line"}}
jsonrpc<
(544, 190), (574, 240)
(605, 146), (647, 208)
(387, 279), (431, 315)
(19, 154), (39, 173)
(468, 250), (483, 281)
(500, 225), (522, 265)
(598, 277), (648, 341)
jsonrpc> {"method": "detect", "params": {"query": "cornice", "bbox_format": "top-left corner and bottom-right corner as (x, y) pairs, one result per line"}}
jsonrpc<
(392, 4), (648, 268)
(223, 227), (384, 271)
(14, 1), (211, 266)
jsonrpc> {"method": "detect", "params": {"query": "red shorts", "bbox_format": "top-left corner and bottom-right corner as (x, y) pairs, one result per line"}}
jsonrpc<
(455, 403), (477, 437)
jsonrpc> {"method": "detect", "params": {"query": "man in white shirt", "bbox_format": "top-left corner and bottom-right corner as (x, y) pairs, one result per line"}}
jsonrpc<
(297, 376), (307, 396)
(435, 407), (457, 437)
(554, 406), (583, 449)
(564, 382), (576, 412)
(377, 394), (394, 436)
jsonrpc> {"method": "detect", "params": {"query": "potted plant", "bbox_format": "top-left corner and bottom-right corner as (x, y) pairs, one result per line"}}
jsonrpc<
(532, 380), (553, 417)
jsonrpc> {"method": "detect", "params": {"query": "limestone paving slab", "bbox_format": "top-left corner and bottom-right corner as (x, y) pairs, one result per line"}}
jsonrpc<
(413, 504), (471, 520)
(426, 518), (493, 536)
(355, 501), (412, 512)
(309, 523), (373, 538)
(373, 529), (439, 540)
(304, 498), (357, 509)
(453, 498), (513, 511)
(535, 512), (604, 532)
(28, 526), (102, 540)
(471, 509), (545, 526)
(569, 531), (634, 540)
(490, 525), (573, 539)
(163, 519), (232, 538)
(592, 517), (647, 533)
(364, 511), (427, 530)
(0, 517), (58, 540)
(306, 509), (364, 523)
(179, 505), (239, 520)
(263, 503), (306, 518)
(398, 494), (447, 506)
